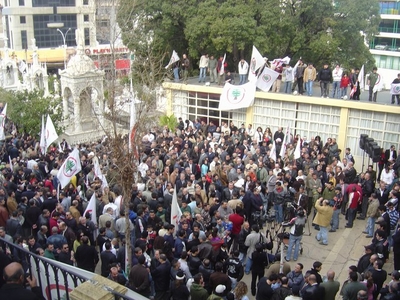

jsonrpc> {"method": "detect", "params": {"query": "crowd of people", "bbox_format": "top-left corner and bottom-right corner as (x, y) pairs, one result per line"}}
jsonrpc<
(172, 54), (400, 105)
(0, 112), (400, 300)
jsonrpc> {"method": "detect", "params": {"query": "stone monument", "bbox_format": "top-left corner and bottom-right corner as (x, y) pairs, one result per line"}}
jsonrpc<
(60, 28), (105, 143)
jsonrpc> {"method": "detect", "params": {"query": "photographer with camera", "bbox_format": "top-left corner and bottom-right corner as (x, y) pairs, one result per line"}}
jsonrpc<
(244, 224), (273, 275)
(283, 207), (306, 262)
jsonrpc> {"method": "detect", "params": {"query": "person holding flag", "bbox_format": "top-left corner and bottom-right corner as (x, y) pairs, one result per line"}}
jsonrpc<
(349, 67), (362, 100)
(367, 66), (379, 102)
(390, 73), (400, 105)
(217, 55), (227, 86)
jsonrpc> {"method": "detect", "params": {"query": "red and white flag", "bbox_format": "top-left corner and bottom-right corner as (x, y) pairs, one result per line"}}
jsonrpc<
(248, 45), (265, 82)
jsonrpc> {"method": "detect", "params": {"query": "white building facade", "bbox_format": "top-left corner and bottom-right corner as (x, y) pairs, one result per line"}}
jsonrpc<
(370, 1), (400, 87)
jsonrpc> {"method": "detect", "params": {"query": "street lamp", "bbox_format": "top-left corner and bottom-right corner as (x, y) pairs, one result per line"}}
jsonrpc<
(56, 28), (71, 69)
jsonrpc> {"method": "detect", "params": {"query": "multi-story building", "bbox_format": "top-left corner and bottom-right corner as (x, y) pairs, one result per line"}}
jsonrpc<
(0, 0), (97, 68)
(1, 0), (97, 49)
(370, 1), (400, 87)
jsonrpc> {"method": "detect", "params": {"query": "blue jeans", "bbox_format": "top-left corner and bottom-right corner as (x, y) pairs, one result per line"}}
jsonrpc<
(286, 234), (302, 261)
(366, 217), (376, 236)
(306, 80), (313, 96)
(274, 204), (283, 223)
(239, 74), (247, 85)
(341, 87), (348, 98)
(245, 257), (252, 274)
(239, 252), (247, 265)
(317, 226), (328, 244)
(173, 67), (179, 82)
(331, 209), (340, 230)
(331, 81), (340, 98)
(284, 81), (293, 94)
(199, 67), (206, 82)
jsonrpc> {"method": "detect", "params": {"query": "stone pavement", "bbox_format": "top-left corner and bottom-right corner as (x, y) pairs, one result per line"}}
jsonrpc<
(240, 213), (394, 300)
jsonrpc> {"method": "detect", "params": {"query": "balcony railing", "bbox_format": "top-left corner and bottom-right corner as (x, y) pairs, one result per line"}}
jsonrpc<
(0, 237), (146, 300)
(379, 26), (400, 34)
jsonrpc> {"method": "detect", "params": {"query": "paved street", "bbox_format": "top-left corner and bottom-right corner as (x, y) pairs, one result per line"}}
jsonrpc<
(239, 213), (393, 300)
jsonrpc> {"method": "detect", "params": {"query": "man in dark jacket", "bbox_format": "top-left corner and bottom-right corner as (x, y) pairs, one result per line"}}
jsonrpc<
(0, 262), (45, 300)
(151, 254), (171, 300)
(74, 236), (99, 272)
(209, 262), (231, 297)
(100, 241), (117, 277)
(129, 255), (151, 297)
(318, 63), (333, 98)
(357, 245), (374, 274)
(302, 274), (325, 300)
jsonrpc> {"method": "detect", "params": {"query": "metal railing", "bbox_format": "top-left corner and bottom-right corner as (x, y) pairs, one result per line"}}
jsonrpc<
(0, 237), (147, 300)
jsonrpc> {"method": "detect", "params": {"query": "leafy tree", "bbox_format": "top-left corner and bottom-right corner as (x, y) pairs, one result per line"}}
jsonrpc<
(0, 89), (63, 135)
(118, 0), (380, 70)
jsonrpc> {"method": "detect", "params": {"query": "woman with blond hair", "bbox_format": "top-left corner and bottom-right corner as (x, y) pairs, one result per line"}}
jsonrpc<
(233, 281), (249, 300)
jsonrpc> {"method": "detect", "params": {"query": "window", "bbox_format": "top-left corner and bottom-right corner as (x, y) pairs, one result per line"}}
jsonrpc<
(33, 14), (77, 48)
(20, 16), (26, 24)
(83, 0), (88, 5)
(19, 0), (25, 5)
(84, 28), (90, 46)
(84, 15), (89, 22)
(21, 30), (27, 49)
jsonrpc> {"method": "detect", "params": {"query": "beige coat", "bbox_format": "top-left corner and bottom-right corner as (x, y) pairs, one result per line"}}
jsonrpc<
(366, 198), (380, 218)
(303, 66), (317, 82)
(314, 200), (333, 227)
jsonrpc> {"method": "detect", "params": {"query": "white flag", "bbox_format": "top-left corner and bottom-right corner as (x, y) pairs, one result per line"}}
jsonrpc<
(219, 53), (226, 75)
(219, 81), (256, 110)
(165, 50), (180, 69)
(171, 187), (182, 235)
(248, 45), (265, 82)
(358, 65), (364, 90)
(256, 67), (279, 92)
(294, 139), (301, 160)
(279, 125), (291, 158)
(57, 148), (82, 189)
(18, 60), (27, 74)
(270, 140), (277, 162)
(390, 83), (400, 95)
(45, 114), (58, 149)
(39, 115), (46, 155)
(271, 56), (291, 68)
(0, 103), (7, 141)
(84, 193), (97, 225)
(84, 193), (98, 241)
(94, 160), (108, 188)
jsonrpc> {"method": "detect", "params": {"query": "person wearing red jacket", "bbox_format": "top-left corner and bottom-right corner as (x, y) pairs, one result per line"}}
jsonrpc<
(345, 186), (361, 228)
(340, 73), (351, 99)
